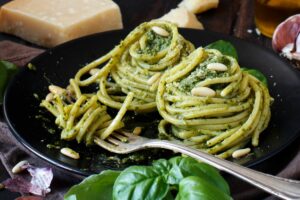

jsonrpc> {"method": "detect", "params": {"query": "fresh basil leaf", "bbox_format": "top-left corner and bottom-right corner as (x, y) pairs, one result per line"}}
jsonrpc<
(205, 40), (238, 60)
(241, 68), (268, 87)
(167, 157), (230, 195)
(175, 176), (232, 200)
(152, 159), (172, 183)
(152, 158), (171, 174)
(64, 170), (120, 200)
(0, 60), (18, 77)
(166, 164), (185, 186)
(0, 61), (19, 104)
(113, 166), (169, 200)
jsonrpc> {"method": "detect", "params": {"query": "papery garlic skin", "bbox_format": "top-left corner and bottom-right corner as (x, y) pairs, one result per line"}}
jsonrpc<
(272, 14), (300, 61)
(296, 33), (300, 53)
(280, 43), (294, 60)
(272, 14), (300, 53)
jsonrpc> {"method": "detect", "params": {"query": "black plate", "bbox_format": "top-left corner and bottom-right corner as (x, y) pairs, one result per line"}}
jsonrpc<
(4, 29), (300, 176)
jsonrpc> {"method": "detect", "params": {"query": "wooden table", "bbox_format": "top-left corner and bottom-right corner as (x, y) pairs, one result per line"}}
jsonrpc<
(0, 0), (272, 46)
(0, 0), (299, 199)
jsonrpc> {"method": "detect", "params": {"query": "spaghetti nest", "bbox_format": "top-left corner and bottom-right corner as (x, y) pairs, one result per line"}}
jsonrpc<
(41, 20), (194, 144)
(157, 48), (272, 158)
(75, 20), (194, 113)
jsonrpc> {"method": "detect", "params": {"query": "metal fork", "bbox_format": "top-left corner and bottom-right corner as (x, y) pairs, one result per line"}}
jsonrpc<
(94, 131), (300, 200)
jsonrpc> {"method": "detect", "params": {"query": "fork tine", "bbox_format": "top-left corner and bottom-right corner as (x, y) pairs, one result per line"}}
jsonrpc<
(94, 137), (117, 150)
(107, 136), (122, 146)
(112, 132), (128, 142)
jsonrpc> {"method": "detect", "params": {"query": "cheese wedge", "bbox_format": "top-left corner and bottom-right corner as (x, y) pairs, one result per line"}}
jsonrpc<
(0, 0), (123, 47)
(160, 8), (204, 30)
(178, 0), (219, 14)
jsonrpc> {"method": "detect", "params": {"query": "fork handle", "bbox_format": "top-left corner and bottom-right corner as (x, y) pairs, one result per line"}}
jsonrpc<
(146, 140), (300, 200)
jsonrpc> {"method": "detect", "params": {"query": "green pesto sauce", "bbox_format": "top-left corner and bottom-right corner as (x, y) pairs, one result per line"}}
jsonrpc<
(177, 54), (231, 92)
(137, 30), (171, 55)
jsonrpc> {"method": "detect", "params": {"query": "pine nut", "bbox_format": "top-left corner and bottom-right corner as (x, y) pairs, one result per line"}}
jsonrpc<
(49, 85), (65, 95)
(232, 148), (251, 159)
(207, 63), (228, 71)
(12, 160), (29, 174)
(147, 73), (162, 85)
(60, 147), (80, 159)
(191, 87), (216, 97)
(133, 127), (142, 135)
(45, 93), (54, 102)
(151, 26), (169, 37)
(89, 68), (101, 75)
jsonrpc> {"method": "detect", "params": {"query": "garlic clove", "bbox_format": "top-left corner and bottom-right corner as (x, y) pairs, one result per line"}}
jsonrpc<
(280, 34), (300, 61)
(296, 32), (300, 53)
(272, 14), (300, 53)
(281, 43), (294, 54)
(280, 43), (294, 60)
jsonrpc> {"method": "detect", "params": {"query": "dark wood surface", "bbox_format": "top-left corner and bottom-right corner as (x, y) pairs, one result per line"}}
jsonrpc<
(0, 0), (299, 199)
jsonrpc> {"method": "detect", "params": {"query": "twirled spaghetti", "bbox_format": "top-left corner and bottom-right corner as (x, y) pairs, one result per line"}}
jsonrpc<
(75, 20), (194, 113)
(157, 48), (272, 158)
(41, 20), (193, 143)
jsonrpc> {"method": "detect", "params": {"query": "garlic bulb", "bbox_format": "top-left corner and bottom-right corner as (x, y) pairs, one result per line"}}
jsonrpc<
(272, 14), (300, 61)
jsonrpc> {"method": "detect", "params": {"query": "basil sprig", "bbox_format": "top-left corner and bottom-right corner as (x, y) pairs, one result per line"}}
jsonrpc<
(64, 157), (231, 200)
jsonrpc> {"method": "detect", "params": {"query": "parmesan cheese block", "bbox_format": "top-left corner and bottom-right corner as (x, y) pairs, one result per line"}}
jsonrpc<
(160, 8), (204, 30)
(178, 0), (219, 14)
(0, 0), (123, 47)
